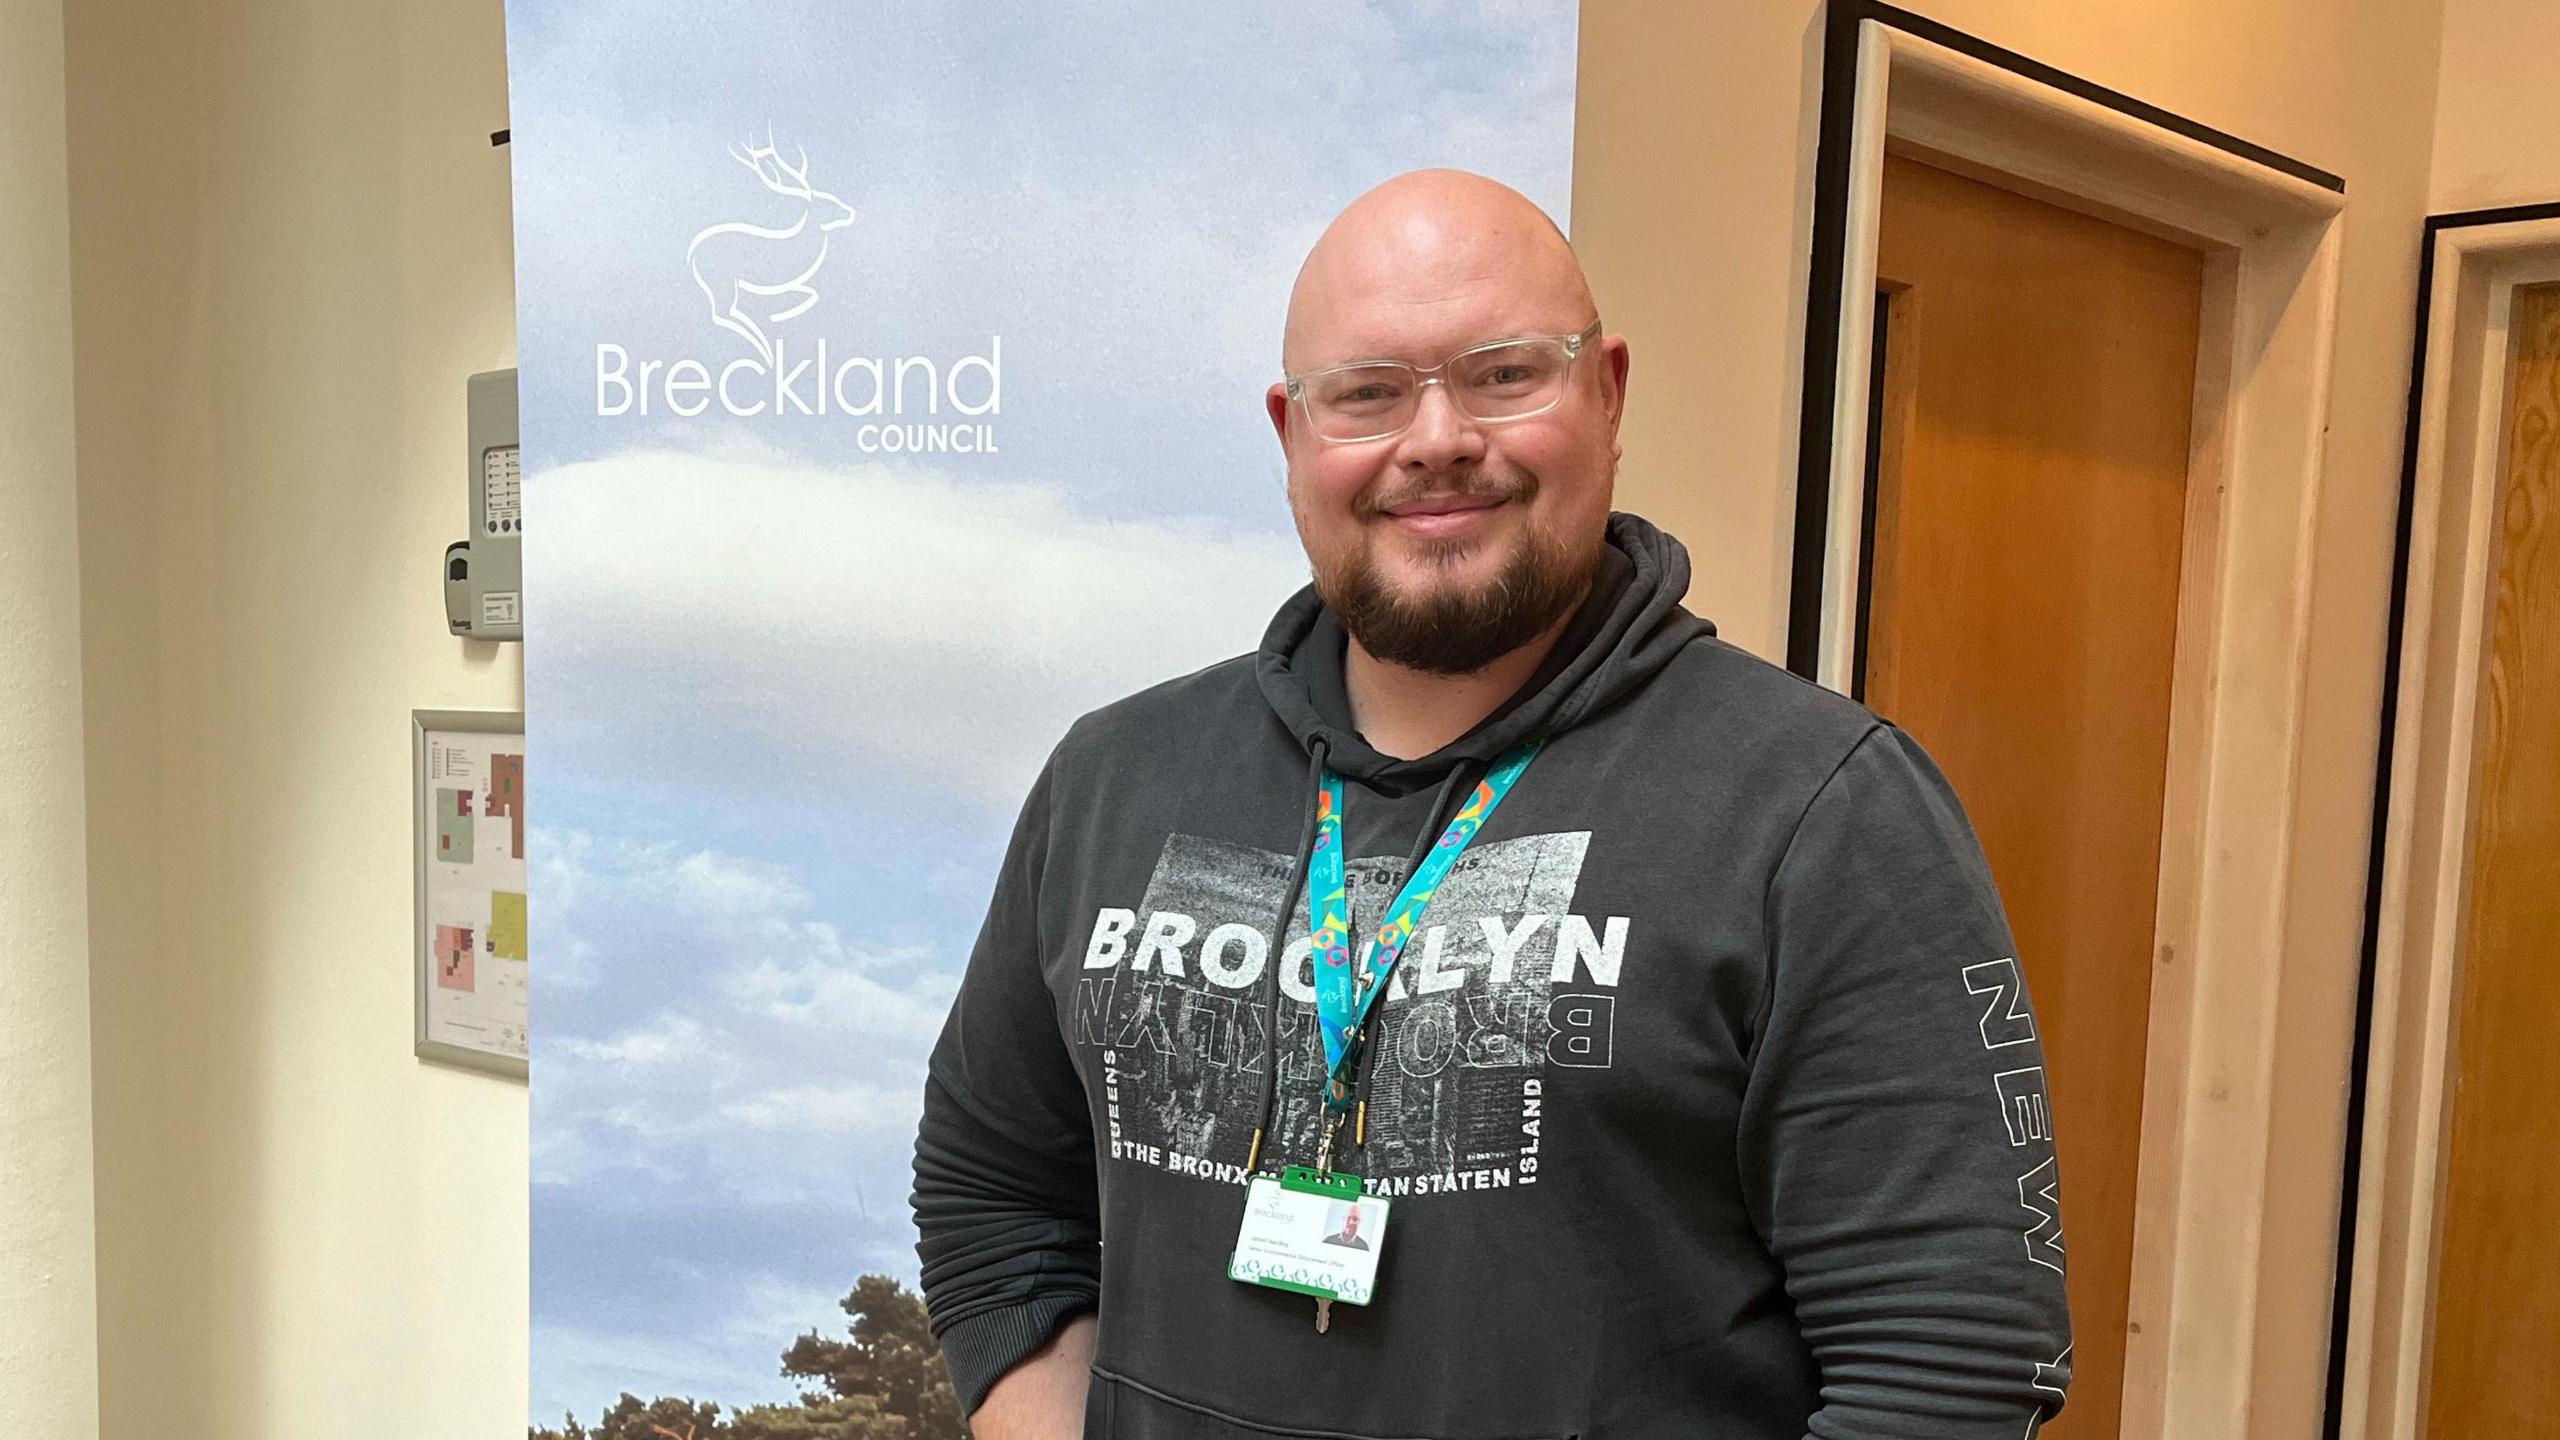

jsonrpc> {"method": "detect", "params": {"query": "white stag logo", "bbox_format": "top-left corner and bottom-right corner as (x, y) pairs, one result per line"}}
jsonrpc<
(686, 133), (857, 366)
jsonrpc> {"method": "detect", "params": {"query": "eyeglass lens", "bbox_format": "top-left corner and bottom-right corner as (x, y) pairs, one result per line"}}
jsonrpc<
(1302, 338), (1573, 440)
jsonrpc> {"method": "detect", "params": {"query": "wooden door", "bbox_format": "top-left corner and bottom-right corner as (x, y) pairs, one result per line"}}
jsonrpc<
(1865, 152), (2204, 1439)
(2423, 281), (2560, 1437)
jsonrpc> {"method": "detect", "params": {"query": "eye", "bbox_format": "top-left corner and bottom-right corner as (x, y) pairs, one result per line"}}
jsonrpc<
(1313, 368), (1410, 410)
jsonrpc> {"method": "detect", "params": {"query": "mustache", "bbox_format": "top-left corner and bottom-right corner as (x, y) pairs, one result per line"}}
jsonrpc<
(1357, 469), (1537, 517)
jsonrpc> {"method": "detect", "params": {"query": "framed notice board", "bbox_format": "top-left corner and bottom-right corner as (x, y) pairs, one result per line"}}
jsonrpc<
(414, 708), (529, 1079)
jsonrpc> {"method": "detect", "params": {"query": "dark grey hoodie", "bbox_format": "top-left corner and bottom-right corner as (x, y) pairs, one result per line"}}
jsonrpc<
(912, 512), (2072, 1438)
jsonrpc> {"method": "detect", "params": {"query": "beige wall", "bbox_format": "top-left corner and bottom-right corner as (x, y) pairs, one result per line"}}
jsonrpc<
(65, 0), (526, 1433)
(1577, 1), (2446, 1435)
(1, 0), (101, 1434)
(2429, 0), (2560, 211)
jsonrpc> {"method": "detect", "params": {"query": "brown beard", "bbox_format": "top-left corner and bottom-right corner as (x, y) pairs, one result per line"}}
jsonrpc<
(1316, 494), (1600, 677)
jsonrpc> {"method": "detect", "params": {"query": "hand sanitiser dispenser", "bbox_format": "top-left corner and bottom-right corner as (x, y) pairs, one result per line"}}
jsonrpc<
(444, 369), (522, 642)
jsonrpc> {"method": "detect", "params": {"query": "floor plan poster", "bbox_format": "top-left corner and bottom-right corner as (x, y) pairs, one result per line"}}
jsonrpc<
(417, 716), (529, 1069)
(504, 3), (1576, 1429)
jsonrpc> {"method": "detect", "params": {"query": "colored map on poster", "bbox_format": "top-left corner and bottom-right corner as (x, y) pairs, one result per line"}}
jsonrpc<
(491, 890), (530, 961)
(438, 788), (475, 865)
(488, 753), (526, 859)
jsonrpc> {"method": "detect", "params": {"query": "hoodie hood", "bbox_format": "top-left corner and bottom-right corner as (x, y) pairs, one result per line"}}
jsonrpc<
(1254, 510), (1713, 787)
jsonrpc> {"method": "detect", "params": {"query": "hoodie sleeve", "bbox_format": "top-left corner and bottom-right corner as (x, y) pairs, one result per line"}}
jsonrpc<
(1740, 722), (2073, 1439)
(911, 748), (1102, 1417)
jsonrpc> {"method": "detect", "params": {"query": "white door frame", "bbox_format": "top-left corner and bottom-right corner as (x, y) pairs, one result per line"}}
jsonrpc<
(2333, 204), (2560, 1440)
(1788, 7), (2350, 1438)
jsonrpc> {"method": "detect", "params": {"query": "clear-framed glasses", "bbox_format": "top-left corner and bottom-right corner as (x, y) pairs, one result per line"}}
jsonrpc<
(1283, 320), (1604, 444)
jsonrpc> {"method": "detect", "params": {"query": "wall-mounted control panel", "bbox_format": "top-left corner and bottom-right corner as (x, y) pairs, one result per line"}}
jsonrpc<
(444, 369), (522, 642)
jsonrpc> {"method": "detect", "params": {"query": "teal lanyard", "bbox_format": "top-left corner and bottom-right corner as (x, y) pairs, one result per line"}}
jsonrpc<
(1307, 739), (1542, 1119)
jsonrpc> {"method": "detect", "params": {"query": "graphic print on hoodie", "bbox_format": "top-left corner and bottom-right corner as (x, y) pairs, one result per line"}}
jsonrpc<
(913, 513), (2076, 1440)
(1080, 826), (1615, 1194)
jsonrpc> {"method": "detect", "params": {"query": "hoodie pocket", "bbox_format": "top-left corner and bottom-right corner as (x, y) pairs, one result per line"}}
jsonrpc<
(1084, 1364), (1578, 1440)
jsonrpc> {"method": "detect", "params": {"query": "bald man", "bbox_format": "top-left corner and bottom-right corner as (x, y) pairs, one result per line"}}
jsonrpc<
(913, 170), (2073, 1439)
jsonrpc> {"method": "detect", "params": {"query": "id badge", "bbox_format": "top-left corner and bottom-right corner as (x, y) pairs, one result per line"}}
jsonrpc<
(1228, 1166), (1390, 1305)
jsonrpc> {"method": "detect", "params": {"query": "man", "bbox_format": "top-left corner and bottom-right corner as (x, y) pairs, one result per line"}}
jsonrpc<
(1320, 1205), (1370, 1251)
(912, 169), (2072, 1438)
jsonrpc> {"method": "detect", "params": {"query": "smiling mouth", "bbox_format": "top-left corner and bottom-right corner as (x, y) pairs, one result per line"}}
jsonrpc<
(1371, 491), (1515, 544)
(1371, 479), (1520, 519)
(1381, 492), (1507, 519)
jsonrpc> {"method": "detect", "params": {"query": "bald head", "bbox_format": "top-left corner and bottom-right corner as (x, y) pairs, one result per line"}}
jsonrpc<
(1282, 169), (1595, 374)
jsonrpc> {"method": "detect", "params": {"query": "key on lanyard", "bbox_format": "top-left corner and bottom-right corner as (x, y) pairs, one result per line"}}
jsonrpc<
(1313, 1111), (1345, 1332)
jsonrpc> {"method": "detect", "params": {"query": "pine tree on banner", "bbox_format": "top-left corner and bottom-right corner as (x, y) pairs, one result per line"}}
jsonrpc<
(727, 1395), (906, 1440)
(531, 1393), (724, 1440)
(779, 1275), (964, 1440)
(530, 1275), (961, 1440)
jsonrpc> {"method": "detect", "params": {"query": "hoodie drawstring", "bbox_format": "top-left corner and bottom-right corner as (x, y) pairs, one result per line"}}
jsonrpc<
(1247, 743), (1477, 1173)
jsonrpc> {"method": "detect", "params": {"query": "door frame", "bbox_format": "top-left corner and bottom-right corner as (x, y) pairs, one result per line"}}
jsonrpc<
(1788, 6), (2350, 1438)
(2331, 202), (2560, 1440)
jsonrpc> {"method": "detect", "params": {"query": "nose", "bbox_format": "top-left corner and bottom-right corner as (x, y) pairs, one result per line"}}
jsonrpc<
(1392, 377), (1486, 472)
